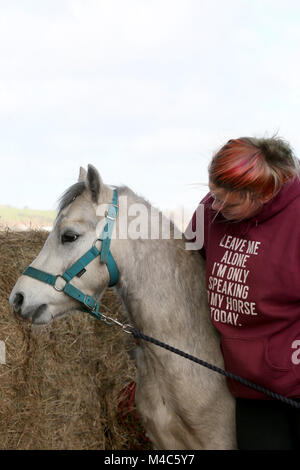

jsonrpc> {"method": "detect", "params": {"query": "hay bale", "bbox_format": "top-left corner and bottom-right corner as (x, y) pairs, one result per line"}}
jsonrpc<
(0, 229), (150, 450)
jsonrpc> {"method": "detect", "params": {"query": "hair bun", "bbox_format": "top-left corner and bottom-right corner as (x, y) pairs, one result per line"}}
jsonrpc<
(251, 137), (295, 165)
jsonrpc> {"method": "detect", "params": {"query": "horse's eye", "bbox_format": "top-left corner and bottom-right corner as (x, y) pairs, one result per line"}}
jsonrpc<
(61, 232), (79, 244)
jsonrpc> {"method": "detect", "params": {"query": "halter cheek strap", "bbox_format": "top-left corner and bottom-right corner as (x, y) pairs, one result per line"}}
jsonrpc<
(22, 189), (119, 320)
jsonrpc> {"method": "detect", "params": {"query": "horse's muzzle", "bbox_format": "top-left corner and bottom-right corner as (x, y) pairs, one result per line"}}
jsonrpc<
(9, 291), (49, 324)
(11, 292), (24, 315)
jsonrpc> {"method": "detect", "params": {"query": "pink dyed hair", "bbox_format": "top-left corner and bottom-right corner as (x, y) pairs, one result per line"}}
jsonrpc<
(209, 137), (299, 200)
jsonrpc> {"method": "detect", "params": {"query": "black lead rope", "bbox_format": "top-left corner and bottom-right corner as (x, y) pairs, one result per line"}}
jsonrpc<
(131, 328), (300, 409)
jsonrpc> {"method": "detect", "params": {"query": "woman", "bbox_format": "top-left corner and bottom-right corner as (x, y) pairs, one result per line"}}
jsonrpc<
(187, 136), (300, 450)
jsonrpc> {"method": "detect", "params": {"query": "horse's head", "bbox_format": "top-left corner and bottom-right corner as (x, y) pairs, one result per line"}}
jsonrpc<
(9, 165), (116, 324)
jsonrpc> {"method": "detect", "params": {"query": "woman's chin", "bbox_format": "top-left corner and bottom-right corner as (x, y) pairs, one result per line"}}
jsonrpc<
(220, 211), (235, 220)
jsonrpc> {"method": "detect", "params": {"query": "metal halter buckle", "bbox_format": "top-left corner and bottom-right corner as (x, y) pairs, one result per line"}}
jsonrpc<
(83, 295), (97, 312)
(105, 210), (116, 221)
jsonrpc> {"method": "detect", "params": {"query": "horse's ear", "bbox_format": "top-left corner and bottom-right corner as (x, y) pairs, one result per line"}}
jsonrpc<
(86, 164), (102, 203)
(78, 166), (87, 182)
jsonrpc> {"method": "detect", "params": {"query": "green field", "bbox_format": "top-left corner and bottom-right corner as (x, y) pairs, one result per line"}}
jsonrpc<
(0, 205), (56, 228)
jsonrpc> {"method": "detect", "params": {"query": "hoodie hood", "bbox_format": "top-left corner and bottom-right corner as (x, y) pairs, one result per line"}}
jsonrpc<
(255, 176), (300, 223)
(192, 174), (300, 400)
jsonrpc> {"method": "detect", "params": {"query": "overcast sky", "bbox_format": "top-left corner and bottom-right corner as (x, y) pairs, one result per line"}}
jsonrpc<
(1, 0), (300, 216)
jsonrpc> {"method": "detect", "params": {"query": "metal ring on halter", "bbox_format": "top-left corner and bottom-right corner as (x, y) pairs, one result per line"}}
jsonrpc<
(53, 275), (67, 292)
(92, 238), (103, 248)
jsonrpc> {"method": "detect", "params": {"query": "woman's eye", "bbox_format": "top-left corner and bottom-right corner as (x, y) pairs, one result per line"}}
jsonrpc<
(61, 232), (79, 244)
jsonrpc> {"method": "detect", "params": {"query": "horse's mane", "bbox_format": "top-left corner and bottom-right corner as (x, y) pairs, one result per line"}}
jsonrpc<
(117, 185), (199, 255)
(55, 181), (197, 255)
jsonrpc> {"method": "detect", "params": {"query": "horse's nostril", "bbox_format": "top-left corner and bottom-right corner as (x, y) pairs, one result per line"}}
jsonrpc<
(13, 292), (24, 313)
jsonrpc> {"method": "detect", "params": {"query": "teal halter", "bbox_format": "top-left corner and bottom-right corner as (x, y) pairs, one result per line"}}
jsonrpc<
(22, 189), (119, 321)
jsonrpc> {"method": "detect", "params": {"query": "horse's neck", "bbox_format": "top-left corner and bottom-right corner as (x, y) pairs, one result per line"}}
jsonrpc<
(114, 235), (220, 358)
(115, 237), (180, 326)
(111, 190), (218, 355)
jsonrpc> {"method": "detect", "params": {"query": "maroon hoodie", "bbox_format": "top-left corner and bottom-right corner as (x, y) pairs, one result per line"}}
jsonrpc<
(188, 176), (300, 399)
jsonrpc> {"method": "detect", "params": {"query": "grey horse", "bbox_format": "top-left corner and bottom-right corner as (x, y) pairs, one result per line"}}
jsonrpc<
(9, 164), (236, 449)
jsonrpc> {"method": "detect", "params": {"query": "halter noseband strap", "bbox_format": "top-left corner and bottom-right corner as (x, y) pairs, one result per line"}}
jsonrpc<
(22, 189), (119, 320)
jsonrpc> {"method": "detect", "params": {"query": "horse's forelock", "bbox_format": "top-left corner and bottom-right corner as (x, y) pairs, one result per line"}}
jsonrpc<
(57, 181), (86, 214)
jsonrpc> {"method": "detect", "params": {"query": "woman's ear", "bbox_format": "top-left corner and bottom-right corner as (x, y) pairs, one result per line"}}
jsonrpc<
(261, 194), (273, 204)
